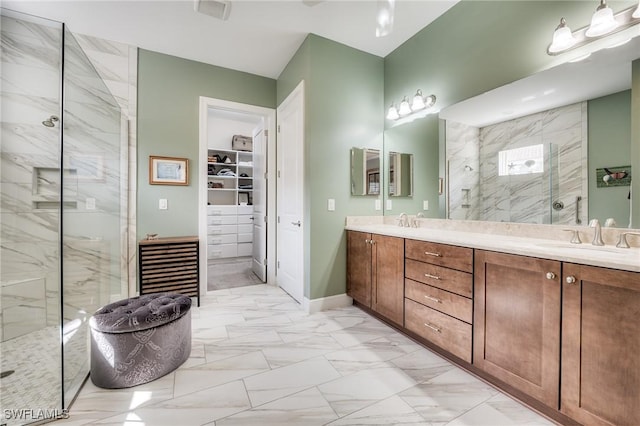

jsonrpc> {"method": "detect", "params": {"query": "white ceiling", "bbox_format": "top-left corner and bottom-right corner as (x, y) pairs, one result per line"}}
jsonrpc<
(3, 0), (459, 79)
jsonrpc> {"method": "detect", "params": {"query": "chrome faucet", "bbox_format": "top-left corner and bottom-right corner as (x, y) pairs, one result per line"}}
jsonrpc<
(616, 232), (640, 248)
(411, 212), (425, 228)
(589, 219), (604, 246)
(397, 212), (409, 227)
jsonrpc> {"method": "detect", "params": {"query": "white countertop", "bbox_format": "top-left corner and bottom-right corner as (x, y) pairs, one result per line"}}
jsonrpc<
(345, 223), (640, 273)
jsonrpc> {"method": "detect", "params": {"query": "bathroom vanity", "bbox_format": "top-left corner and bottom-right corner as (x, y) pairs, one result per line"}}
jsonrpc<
(346, 218), (640, 426)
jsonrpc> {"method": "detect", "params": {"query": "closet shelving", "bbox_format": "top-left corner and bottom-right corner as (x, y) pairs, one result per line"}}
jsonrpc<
(207, 148), (253, 206)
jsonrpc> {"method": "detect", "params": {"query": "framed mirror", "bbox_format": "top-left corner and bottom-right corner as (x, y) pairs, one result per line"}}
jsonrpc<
(388, 151), (413, 197)
(351, 147), (380, 196)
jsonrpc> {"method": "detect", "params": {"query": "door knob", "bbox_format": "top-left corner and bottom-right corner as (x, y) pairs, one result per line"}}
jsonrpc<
(566, 276), (577, 284)
(291, 220), (301, 227)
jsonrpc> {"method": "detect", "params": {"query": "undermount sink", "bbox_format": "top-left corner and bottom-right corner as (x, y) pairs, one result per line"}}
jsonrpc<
(534, 242), (623, 254)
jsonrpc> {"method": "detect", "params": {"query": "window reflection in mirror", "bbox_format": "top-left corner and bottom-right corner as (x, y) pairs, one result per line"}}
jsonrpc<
(389, 151), (413, 197)
(351, 147), (380, 196)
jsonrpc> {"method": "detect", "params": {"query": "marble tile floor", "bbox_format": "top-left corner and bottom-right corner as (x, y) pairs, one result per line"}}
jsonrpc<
(207, 258), (263, 291)
(56, 284), (555, 426)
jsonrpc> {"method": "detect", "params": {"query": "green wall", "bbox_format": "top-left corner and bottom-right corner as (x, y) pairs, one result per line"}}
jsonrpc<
(137, 49), (276, 239)
(383, 1), (634, 217)
(588, 91), (631, 226)
(277, 35), (384, 300)
(632, 60), (640, 228)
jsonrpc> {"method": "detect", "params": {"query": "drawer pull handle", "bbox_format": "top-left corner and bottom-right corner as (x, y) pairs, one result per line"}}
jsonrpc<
(424, 322), (441, 333)
(424, 295), (441, 303)
(424, 273), (440, 280)
(424, 251), (442, 257)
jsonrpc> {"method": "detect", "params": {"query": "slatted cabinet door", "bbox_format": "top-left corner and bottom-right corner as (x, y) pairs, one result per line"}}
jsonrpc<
(139, 236), (200, 306)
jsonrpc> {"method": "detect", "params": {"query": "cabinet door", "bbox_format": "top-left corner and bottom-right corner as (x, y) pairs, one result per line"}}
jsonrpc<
(474, 250), (561, 408)
(561, 264), (640, 426)
(372, 235), (404, 325)
(347, 231), (372, 307)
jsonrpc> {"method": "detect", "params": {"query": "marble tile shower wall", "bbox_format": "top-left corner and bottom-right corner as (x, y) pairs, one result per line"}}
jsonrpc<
(447, 102), (588, 225)
(1, 15), (63, 338)
(0, 14), (138, 341)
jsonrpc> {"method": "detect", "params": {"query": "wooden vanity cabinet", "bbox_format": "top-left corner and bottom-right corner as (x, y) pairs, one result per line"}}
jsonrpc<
(346, 231), (404, 325)
(561, 263), (640, 426)
(473, 250), (561, 409)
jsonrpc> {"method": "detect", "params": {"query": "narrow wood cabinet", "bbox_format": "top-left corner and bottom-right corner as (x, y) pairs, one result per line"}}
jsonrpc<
(138, 236), (200, 306)
(473, 250), (561, 409)
(347, 231), (372, 306)
(346, 231), (404, 325)
(561, 263), (640, 426)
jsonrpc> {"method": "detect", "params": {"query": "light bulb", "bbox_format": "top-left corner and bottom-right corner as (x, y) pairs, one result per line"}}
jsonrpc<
(386, 104), (399, 120)
(586, 0), (618, 38)
(398, 96), (412, 116)
(424, 95), (436, 108)
(548, 18), (577, 53)
(411, 89), (426, 111)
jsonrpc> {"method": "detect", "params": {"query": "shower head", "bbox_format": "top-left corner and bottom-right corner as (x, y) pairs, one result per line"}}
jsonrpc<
(42, 115), (59, 128)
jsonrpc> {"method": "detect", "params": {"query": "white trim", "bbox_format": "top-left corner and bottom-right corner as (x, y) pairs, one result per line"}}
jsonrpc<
(303, 293), (353, 314)
(198, 96), (276, 297)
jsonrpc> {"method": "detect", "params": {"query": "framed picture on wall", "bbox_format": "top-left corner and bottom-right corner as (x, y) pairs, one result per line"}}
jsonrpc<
(149, 156), (189, 185)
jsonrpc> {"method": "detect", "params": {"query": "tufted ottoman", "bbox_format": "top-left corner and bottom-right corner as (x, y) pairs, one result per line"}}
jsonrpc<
(89, 293), (192, 389)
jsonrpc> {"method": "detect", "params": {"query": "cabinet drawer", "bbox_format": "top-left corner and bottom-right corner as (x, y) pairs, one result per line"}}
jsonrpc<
(238, 232), (253, 243)
(405, 298), (472, 363)
(207, 234), (237, 245)
(207, 243), (237, 259)
(207, 224), (237, 235)
(405, 258), (472, 298)
(207, 215), (237, 225)
(237, 215), (254, 225)
(405, 279), (472, 323)
(207, 205), (237, 215)
(237, 205), (253, 215)
(237, 242), (252, 257)
(238, 224), (252, 234)
(405, 239), (473, 273)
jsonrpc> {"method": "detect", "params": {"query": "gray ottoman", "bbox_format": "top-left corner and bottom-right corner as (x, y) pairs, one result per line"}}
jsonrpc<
(89, 293), (192, 389)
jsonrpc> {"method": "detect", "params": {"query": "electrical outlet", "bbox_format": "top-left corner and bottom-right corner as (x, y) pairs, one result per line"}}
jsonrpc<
(328, 198), (335, 211)
(423, 200), (429, 210)
(85, 197), (96, 210)
(159, 199), (168, 210)
(375, 199), (381, 211)
(386, 199), (392, 210)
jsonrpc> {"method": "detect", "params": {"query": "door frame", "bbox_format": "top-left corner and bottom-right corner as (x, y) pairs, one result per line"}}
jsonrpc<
(198, 96), (276, 296)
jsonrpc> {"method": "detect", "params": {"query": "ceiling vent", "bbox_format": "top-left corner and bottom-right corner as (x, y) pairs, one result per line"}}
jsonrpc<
(194, 0), (231, 21)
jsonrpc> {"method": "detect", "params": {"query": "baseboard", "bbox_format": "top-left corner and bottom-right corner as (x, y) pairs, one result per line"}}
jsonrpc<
(303, 293), (353, 314)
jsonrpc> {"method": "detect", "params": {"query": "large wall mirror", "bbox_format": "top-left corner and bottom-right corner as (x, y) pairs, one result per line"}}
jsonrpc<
(351, 147), (380, 196)
(440, 36), (639, 228)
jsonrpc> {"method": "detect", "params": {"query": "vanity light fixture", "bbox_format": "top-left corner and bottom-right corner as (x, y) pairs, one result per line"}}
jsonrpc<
(547, 0), (640, 56)
(386, 90), (437, 121)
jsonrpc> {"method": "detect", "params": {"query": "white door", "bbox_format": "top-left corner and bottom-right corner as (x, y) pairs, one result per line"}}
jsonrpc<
(276, 82), (304, 303)
(252, 122), (267, 282)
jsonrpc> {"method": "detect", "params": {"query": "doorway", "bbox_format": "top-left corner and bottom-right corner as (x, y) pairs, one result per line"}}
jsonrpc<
(198, 97), (276, 295)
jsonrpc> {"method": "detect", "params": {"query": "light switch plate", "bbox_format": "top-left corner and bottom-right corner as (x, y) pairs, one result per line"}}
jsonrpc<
(423, 200), (429, 210)
(159, 198), (168, 210)
(328, 198), (335, 211)
(386, 199), (392, 210)
(375, 199), (381, 211)
(86, 197), (96, 210)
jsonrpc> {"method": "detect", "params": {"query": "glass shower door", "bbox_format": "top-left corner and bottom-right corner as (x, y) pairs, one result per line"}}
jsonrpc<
(61, 27), (123, 407)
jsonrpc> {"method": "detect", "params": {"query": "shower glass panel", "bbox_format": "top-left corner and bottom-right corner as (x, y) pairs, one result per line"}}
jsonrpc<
(61, 28), (123, 407)
(0, 10), (64, 424)
(1, 9), (126, 424)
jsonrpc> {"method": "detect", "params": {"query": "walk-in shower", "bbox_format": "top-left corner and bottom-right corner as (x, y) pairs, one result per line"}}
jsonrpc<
(1, 9), (126, 425)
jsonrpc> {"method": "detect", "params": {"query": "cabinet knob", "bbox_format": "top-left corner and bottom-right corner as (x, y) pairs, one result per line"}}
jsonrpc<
(545, 272), (556, 280)
(566, 276), (577, 284)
